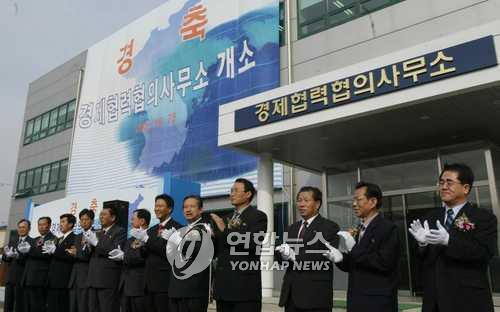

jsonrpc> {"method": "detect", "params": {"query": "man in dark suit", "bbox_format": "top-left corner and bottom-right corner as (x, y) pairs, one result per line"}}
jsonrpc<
(143, 194), (182, 312)
(169, 195), (213, 312)
(46, 213), (77, 312)
(2, 219), (31, 312)
(86, 206), (127, 312)
(210, 178), (268, 312)
(68, 209), (95, 312)
(109, 208), (150, 312)
(277, 186), (340, 312)
(334, 182), (400, 312)
(19, 216), (57, 312)
(409, 163), (497, 312)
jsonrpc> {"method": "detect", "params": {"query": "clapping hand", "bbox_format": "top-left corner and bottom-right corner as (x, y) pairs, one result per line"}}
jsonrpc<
(275, 243), (296, 262)
(323, 242), (343, 263)
(108, 245), (124, 261)
(337, 231), (356, 253)
(408, 220), (430, 246)
(425, 220), (449, 246)
(17, 241), (31, 254)
(84, 230), (98, 247)
(130, 228), (149, 243)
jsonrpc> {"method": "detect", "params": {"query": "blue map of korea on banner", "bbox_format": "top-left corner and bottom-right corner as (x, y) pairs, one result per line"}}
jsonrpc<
(68, 0), (280, 196)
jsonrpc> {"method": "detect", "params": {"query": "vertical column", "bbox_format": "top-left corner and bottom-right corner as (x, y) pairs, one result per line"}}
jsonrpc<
(258, 153), (274, 298)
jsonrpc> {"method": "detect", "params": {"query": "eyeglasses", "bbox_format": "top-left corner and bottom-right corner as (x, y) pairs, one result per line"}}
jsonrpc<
(437, 179), (462, 188)
(230, 188), (245, 194)
(352, 196), (367, 203)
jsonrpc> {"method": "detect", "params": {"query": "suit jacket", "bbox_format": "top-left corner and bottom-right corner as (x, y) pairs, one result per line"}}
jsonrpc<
(120, 236), (148, 297)
(2, 236), (31, 285)
(168, 219), (211, 299)
(336, 214), (400, 312)
(278, 214), (340, 309)
(47, 232), (77, 289)
(87, 224), (127, 289)
(144, 218), (182, 292)
(418, 202), (497, 312)
(214, 206), (268, 302)
(68, 232), (93, 289)
(21, 232), (57, 287)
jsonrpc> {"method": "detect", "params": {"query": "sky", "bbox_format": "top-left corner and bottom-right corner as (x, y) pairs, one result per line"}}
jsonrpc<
(0, 0), (169, 225)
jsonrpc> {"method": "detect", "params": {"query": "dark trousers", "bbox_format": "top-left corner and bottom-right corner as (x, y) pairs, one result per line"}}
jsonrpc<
(347, 293), (398, 312)
(23, 286), (46, 312)
(216, 300), (261, 312)
(170, 297), (208, 312)
(4, 283), (24, 312)
(88, 287), (120, 312)
(284, 297), (330, 312)
(69, 286), (77, 312)
(121, 295), (146, 312)
(76, 287), (90, 312)
(146, 292), (170, 312)
(47, 288), (69, 312)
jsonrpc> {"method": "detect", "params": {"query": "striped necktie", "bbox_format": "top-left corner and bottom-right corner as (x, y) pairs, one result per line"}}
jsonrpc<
(445, 209), (454, 230)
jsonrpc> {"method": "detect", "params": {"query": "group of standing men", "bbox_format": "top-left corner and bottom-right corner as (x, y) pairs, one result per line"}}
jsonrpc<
(2, 163), (498, 312)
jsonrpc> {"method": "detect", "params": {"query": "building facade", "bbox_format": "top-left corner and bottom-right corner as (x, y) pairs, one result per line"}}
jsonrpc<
(8, 0), (500, 296)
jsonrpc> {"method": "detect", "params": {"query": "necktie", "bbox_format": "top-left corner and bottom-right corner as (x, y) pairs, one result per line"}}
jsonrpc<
(445, 209), (454, 230)
(232, 211), (241, 221)
(298, 221), (308, 239)
(358, 224), (367, 241)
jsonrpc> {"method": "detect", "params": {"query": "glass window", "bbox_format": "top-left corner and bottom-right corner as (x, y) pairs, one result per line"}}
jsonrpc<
(23, 99), (77, 145)
(440, 149), (488, 181)
(48, 108), (58, 135)
(327, 200), (357, 229)
(327, 170), (358, 198)
(17, 172), (26, 192)
(57, 104), (68, 131)
(32, 116), (42, 141)
(66, 100), (76, 128)
(32, 167), (42, 194)
(25, 170), (34, 189)
(48, 162), (60, 192)
(40, 165), (51, 193)
(58, 159), (69, 190)
(361, 156), (438, 192)
(279, 2), (286, 46)
(39, 112), (50, 139)
(298, 0), (404, 38)
(24, 120), (34, 145)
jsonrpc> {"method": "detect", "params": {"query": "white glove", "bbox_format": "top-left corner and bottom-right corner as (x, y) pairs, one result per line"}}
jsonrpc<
(425, 220), (449, 246)
(160, 228), (176, 241)
(323, 242), (343, 263)
(108, 245), (124, 261)
(17, 241), (31, 254)
(84, 230), (98, 247)
(337, 231), (356, 253)
(275, 243), (296, 261)
(165, 230), (184, 256)
(130, 228), (149, 243)
(42, 243), (56, 255)
(4, 246), (15, 258)
(408, 220), (430, 246)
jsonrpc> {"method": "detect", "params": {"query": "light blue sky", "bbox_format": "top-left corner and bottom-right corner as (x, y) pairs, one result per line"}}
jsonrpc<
(0, 0), (168, 224)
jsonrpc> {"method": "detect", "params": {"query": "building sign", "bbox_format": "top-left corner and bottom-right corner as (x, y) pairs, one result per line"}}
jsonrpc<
(69, 0), (280, 197)
(235, 36), (497, 131)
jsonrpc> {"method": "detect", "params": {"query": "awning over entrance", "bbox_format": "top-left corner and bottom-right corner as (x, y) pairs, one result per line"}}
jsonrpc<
(218, 22), (500, 172)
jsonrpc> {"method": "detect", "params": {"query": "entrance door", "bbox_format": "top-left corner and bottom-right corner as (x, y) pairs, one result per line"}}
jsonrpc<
(381, 191), (440, 295)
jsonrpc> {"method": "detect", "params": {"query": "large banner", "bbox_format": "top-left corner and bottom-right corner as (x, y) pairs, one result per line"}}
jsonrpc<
(27, 187), (160, 237)
(68, 0), (280, 197)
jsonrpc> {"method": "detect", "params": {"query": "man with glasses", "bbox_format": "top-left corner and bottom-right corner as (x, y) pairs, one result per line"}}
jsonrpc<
(210, 178), (267, 312)
(409, 163), (497, 312)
